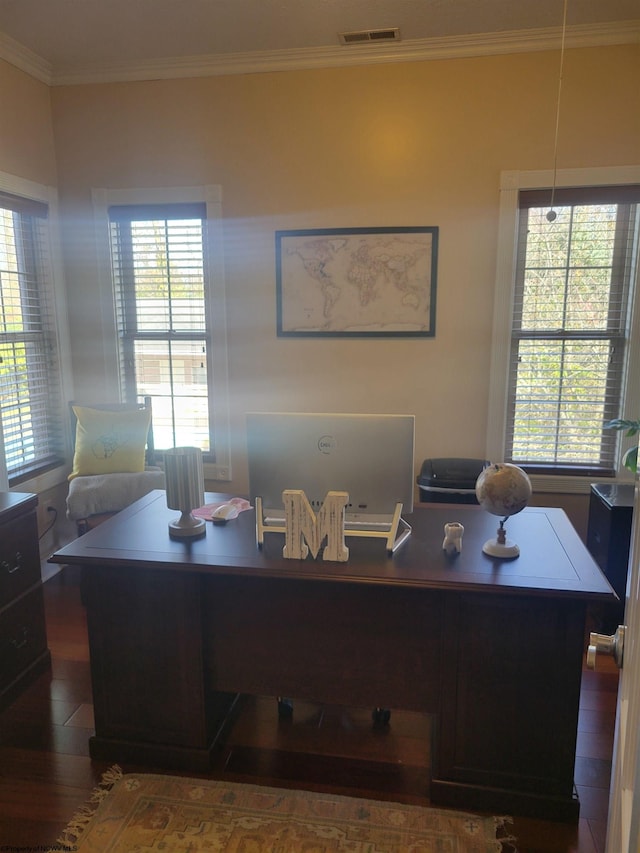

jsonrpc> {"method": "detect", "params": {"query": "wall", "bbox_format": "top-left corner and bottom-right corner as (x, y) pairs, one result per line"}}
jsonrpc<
(48, 45), (639, 502)
(0, 42), (623, 533)
(0, 58), (68, 552)
(0, 59), (57, 185)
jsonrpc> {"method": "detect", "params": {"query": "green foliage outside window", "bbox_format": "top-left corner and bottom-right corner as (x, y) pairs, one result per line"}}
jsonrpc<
(605, 419), (640, 473)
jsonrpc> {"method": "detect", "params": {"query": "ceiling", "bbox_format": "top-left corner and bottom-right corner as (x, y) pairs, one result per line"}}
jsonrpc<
(0, 0), (638, 85)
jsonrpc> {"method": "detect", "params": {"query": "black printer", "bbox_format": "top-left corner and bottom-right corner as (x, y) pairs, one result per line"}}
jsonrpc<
(417, 457), (490, 504)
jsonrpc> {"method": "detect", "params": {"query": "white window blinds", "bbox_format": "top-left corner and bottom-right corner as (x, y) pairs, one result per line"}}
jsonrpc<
(0, 190), (64, 482)
(109, 203), (214, 455)
(506, 185), (640, 474)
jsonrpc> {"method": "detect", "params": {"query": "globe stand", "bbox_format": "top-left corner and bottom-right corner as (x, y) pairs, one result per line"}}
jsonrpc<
(482, 518), (520, 559)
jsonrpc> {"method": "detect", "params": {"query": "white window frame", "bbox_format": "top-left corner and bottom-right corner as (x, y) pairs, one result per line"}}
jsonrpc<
(0, 170), (73, 494)
(92, 185), (231, 482)
(486, 166), (640, 494)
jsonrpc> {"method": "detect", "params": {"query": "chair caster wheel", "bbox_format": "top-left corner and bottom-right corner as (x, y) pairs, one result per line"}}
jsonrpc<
(372, 707), (391, 726)
(277, 697), (294, 719)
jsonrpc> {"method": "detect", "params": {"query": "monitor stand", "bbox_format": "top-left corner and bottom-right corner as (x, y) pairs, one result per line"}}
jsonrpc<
(255, 496), (412, 556)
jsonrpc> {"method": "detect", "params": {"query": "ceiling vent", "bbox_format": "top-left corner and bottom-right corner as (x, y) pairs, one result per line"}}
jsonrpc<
(339, 28), (400, 46)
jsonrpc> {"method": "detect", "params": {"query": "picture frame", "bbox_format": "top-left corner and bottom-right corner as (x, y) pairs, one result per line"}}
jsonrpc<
(276, 226), (438, 338)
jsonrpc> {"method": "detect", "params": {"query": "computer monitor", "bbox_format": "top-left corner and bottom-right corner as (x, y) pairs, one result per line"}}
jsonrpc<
(246, 412), (415, 526)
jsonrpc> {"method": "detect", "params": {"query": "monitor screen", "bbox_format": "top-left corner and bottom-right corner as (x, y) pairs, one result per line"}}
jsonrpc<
(246, 412), (415, 524)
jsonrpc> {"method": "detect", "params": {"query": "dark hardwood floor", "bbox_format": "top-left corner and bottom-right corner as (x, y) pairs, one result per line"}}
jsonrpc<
(0, 565), (618, 851)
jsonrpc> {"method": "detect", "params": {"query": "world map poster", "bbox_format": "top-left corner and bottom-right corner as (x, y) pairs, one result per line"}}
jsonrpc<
(276, 226), (438, 337)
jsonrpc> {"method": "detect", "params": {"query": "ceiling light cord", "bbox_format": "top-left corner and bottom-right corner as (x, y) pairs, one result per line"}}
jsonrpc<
(547, 0), (569, 223)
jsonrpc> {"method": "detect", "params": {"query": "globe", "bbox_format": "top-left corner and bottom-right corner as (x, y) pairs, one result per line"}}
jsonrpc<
(475, 463), (532, 558)
(475, 463), (532, 518)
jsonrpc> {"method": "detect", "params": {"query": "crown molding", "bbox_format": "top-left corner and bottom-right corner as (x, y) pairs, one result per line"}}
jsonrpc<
(1, 20), (638, 88)
(0, 30), (52, 84)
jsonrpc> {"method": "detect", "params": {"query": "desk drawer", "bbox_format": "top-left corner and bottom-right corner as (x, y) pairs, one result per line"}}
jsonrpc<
(0, 511), (41, 605)
(0, 586), (48, 691)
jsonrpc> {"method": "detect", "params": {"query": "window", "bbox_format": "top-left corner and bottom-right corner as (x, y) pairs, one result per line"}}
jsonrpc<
(508, 186), (639, 474)
(487, 168), (640, 490)
(98, 186), (231, 478)
(0, 188), (65, 484)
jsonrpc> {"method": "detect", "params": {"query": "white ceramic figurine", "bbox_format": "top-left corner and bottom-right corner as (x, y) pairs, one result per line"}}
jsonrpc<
(442, 521), (464, 555)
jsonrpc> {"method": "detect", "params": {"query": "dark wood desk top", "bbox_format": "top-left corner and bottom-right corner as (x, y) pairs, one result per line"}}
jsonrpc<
(51, 491), (615, 602)
(591, 481), (635, 509)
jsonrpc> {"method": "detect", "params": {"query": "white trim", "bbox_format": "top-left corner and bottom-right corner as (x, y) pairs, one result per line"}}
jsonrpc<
(1, 21), (637, 87)
(0, 30), (52, 84)
(44, 186), (76, 457)
(96, 185), (222, 207)
(203, 185), (232, 481)
(0, 422), (7, 492)
(0, 171), (55, 205)
(529, 474), (632, 496)
(486, 165), (640, 493)
(91, 185), (232, 482)
(606, 477), (640, 853)
(90, 188), (121, 395)
(621, 202), (640, 470)
(49, 21), (640, 86)
(14, 464), (70, 496)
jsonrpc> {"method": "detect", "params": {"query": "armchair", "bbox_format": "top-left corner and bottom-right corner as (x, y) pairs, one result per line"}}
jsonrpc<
(66, 397), (165, 535)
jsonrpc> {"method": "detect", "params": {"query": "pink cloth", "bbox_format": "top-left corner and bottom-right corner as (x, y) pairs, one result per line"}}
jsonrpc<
(193, 497), (252, 520)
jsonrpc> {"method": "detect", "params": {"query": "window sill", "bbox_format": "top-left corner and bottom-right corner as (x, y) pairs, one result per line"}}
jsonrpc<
(529, 472), (635, 495)
(10, 463), (70, 495)
(204, 462), (232, 482)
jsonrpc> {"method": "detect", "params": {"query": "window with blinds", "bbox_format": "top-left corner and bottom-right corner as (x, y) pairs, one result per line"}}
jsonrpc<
(0, 191), (64, 483)
(506, 185), (640, 475)
(109, 203), (214, 456)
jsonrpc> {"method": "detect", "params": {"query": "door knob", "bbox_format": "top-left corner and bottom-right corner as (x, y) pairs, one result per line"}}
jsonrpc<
(587, 625), (625, 670)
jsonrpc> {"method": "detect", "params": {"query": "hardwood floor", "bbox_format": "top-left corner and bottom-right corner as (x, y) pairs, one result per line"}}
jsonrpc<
(0, 565), (618, 851)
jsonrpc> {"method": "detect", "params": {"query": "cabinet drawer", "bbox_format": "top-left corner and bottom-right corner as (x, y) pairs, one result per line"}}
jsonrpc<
(0, 511), (41, 605)
(0, 586), (48, 691)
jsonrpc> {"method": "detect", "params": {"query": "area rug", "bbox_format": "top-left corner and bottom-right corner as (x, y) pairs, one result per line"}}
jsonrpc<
(54, 766), (516, 852)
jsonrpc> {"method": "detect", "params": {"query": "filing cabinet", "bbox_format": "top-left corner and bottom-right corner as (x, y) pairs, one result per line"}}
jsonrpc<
(0, 492), (50, 709)
(586, 482), (634, 629)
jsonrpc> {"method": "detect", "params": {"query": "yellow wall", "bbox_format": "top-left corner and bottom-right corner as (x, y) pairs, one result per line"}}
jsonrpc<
(2, 44), (638, 504)
(0, 59), (61, 546)
(48, 45), (640, 495)
(0, 59), (57, 185)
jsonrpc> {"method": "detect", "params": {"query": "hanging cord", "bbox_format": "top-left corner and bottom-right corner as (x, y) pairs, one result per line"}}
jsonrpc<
(39, 505), (57, 540)
(547, 0), (569, 222)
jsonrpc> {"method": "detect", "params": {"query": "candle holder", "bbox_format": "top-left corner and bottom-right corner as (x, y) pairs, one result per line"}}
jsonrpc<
(165, 446), (206, 538)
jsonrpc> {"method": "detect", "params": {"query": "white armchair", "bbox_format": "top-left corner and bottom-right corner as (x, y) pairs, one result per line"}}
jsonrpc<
(66, 397), (165, 535)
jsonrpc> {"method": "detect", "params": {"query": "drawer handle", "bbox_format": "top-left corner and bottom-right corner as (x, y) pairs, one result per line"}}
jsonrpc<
(10, 626), (29, 650)
(2, 552), (22, 574)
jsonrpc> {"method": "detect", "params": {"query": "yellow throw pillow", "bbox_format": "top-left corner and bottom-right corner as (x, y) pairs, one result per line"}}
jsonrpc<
(69, 405), (152, 480)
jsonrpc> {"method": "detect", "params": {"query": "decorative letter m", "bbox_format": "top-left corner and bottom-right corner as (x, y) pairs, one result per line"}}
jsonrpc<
(282, 490), (349, 562)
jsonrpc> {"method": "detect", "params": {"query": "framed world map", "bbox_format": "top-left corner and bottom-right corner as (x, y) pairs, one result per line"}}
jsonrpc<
(276, 226), (438, 337)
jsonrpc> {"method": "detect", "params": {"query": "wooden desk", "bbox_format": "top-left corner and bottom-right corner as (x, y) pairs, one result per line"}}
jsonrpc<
(50, 491), (615, 820)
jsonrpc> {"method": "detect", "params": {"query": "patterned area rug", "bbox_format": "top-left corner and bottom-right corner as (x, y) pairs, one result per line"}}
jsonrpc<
(55, 766), (516, 852)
